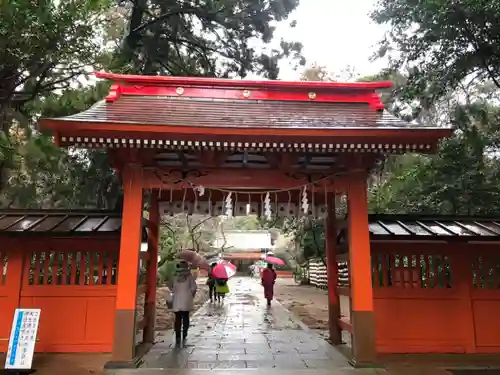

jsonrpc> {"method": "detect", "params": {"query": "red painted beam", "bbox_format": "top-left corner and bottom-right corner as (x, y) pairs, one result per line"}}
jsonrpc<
(141, 169), (351, 192)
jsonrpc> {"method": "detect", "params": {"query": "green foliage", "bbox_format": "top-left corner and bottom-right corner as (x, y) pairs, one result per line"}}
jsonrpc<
(0, 82), (120, 208)
(369, 73), (500, 215)
(225, 215), (264, 230)
(369, 103), (500, 215)
(371, 0), (500, 102)
(0, 0), (114, 207)
(367, 0), (500, 216)
(112, 0), (305, 78)
(277, 217), (325, 263)
(0, 0), (111, 129)
(157, 260), (178, 285)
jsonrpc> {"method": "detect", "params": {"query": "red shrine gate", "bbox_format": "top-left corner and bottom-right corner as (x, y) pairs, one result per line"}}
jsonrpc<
(38, 72), (452, 368)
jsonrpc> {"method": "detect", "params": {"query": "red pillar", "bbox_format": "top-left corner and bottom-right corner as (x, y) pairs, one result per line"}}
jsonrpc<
(347, 174), (377, 366)
(143, 191), (160, 344)
(325, 195), (342, 344)
(106, 165), (143, 368)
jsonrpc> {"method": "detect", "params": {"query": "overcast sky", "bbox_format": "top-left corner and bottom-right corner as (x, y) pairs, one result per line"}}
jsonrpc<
(269, 0), (389, 81)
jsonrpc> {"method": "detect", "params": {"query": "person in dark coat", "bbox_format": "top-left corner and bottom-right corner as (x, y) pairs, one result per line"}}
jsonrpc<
(206, 262), (217, 302)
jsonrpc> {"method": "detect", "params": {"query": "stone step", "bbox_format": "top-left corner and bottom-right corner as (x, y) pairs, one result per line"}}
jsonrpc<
(105, 368), (387, 375)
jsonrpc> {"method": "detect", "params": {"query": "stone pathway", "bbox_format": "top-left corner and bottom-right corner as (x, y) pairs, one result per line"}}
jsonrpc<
(141, 277), (363, 371)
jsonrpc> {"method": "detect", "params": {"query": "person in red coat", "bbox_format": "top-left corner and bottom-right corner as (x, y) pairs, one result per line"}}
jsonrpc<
(261, 263), (277, 306)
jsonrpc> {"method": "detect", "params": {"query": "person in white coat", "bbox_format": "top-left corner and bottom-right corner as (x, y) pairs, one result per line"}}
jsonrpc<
(170, 261), (197, 344)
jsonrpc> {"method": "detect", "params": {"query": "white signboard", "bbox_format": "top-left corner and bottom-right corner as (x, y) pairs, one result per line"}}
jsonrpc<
(5, 309), (41, 369)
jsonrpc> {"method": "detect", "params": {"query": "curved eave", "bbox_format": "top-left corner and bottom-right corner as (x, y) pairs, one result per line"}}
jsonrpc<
(39, 117), (453, 140)
(95, 71), (393, 91)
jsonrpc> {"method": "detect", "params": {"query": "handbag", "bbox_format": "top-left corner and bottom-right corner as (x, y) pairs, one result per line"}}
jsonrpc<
(166, 292), (174, 309)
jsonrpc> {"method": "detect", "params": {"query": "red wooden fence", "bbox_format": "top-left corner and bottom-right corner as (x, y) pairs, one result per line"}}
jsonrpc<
(0, 238), (119, 353)
(372, 243), (500, 354)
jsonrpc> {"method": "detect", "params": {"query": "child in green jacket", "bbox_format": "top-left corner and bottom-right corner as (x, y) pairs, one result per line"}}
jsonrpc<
(214, 278), (229, 303)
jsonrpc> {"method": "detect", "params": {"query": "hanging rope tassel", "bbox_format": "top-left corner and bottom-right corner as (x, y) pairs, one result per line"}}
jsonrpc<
(264, 192), (272, 220)
(301, 185), (309, 215)
(225, 192), (233, 218)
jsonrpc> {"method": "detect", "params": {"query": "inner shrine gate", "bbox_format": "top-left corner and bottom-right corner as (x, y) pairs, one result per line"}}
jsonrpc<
(38, 72), (452, 368)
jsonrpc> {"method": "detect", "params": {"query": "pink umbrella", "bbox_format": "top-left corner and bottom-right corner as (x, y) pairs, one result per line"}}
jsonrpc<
(265, 256), (285, 266)
(177, 249), (209, 270)
(212, 262), (237, 279)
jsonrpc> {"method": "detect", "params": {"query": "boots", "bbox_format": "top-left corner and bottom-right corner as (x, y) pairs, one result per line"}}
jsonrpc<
(174, 311), (189, 346)
(175, 332), (182, 347)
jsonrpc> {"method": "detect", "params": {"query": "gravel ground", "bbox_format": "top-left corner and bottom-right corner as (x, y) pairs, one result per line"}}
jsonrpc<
(273, 278), (330, 339)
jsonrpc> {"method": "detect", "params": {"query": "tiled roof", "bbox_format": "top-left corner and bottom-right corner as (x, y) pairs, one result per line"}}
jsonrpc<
(367, 215), (500, 239)
(222, 252), (262, 260)
(52, 97), (412, 129)
(213, 231), (272, 250)
(0, 210), (122, 236)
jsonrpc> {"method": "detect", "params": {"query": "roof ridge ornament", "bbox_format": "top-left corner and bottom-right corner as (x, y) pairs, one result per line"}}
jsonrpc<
(368, 93), (385, 112)
(104, 83), (122, 103)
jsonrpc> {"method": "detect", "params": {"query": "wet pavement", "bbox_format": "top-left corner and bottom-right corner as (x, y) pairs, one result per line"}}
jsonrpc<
(141, 277), (357, 371)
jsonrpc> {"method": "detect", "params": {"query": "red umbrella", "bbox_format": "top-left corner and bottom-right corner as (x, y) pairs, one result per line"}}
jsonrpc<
(212, 262), (237, 279)
(177, 250), (209, 270)
(265, 256), (285, 266)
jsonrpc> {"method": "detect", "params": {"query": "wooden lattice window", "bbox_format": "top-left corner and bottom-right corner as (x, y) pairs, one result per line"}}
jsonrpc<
(472, 255), (500, 289)
(28, 251), (118, 286)
(372, 252), (452, 289)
